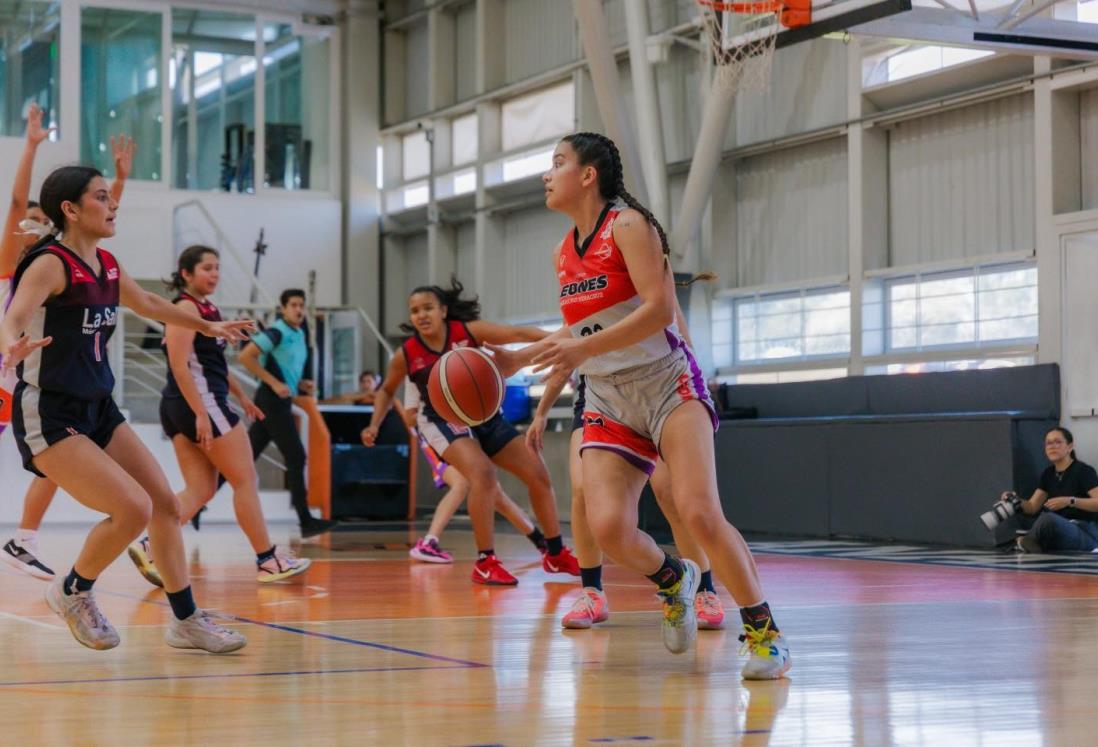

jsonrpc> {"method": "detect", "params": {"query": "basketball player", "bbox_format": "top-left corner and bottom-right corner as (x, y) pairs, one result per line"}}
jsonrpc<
(361, 279), (580, 585)
(126, 245), (311, 587)
(0, 106), (135, 580)
(0, 165), (250, 653)
(401, 384), (558, 563)
(491, 133), (790, 677)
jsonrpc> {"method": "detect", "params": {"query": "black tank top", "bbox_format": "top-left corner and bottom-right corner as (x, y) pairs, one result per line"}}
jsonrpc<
(161, 292), (229, 399)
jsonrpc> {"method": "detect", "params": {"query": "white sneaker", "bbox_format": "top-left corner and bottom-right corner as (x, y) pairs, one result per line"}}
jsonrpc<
(127, 537), (163, 588)
(739, 624), (792, 680)
(655, 558), (700, 655)
(257, 547), (311, 583)
(45, 578), (120, 650)
(165, 609), (247, 654)
(2, 537), (55, 580)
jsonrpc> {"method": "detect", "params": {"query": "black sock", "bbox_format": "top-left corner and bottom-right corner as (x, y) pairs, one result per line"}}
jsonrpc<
(63, 568), (95, 596)
(646, 553), (684, 591)
(740, 601), (778, 633)
(526, 528), (547, 552)
(256, 546), (276, 565)
(166, 586), (198, 621)
(477, 549), (495, 561)
(698, 570), (715, 594)
(580, 565), (603, 590)
(545, 535), (564, 556)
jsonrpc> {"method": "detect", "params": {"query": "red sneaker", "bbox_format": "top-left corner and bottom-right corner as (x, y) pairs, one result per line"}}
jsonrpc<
(561, 587), (609, 629)
(542, 546), (581, 576)
(695, 590), (726, 630)
(472, 555), (518, 586)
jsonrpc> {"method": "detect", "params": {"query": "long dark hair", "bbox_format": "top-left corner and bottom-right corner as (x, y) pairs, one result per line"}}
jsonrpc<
(24, 165), (102, 255)
(560, 132), (714, 287)
(400, 276), (480, 334)
(166, 245), (219, 293)
(1048, 426), (1077, 461)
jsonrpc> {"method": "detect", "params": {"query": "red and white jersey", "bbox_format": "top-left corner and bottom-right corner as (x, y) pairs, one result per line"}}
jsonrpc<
(557, 200), (682, 376)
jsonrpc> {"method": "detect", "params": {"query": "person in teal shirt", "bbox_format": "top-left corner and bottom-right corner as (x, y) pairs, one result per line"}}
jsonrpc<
(239, 289), (337, 538)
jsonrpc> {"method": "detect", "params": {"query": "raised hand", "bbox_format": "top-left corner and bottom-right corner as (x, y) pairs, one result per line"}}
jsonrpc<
(25, 103), (55, 147)
(205, 319), (255, 344)
(111, 135), (137, 181)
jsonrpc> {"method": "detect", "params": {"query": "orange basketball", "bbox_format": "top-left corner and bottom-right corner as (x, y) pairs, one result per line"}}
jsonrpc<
(427, 346), (505, 427)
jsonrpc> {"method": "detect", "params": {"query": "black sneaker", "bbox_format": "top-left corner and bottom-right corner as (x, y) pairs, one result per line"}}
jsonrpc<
(300, 518), (338, 539)
(1, 538), (55, 580)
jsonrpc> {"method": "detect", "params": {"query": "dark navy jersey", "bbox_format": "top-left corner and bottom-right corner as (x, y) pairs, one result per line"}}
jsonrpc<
(402, 320), (478, 418)
(12, 242), (120, 401)
(162, 292), (229, 399)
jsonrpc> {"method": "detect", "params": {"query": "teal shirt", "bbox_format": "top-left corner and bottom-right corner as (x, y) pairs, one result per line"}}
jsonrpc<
(252, 319), (311, 395)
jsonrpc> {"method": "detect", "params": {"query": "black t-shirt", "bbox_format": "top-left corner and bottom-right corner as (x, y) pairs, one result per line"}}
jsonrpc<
(1038, 459), (1098, 521)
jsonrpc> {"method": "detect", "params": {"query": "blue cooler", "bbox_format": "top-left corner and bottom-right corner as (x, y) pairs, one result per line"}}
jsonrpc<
(501, 383), (531, 423)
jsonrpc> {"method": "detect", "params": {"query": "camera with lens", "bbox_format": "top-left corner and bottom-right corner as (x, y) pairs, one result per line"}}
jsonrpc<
(980, 491), (1022, 531)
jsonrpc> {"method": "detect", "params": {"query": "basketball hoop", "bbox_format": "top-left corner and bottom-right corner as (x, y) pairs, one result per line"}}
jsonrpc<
(696, 0), (811, 94)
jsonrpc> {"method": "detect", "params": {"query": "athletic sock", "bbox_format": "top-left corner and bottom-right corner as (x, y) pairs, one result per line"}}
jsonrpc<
(740, 601), (778, 633)
(698, 570), (715, 594)
(62, 568), (95, 596)
(166, 586), (198, 621)
(545, 535), (564, 556)
(526, 528), (546, 551)
(477, 549), (495, 561)
(580, 565), (603, 591)
(425, 534), (440, 545)
(646, 553), (684, 591)
(15, 528), (37, 545)
(256, 546), (277, 565)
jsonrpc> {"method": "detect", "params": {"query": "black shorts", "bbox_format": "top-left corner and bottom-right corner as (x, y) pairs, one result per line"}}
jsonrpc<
(418, 410), (520, 459)
(571, 376), (586, 432)
(13, 386), (127, 476)
(160, 393), (240, 443)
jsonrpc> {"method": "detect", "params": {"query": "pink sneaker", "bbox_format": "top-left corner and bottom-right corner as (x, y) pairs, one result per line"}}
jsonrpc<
(409, 537), (453, 564)
(561, 587), (609, 629)
(695, 590), (726, 630)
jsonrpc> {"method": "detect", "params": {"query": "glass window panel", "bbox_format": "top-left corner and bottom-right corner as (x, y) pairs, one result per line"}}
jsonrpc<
(919, 274), (974, 299)
(81, 7), (162, 180)
(979, 316), (1038, 341)
(920, 320), (976, 346)
(921, 293), (974, 325)
(451, 112), (477, 166)
(733, 287), (850, 363)
(171, 9), (256, 191)
(501, 81), (573, 152)
(889, 298), (917, 327)
(403, 130), (429, 180)
(0, 1), (60, 137)
(263, 23), (330, 190)
(805, 333), (850, 356)
(978, 266), (1036, 291)
(890, 326), (917, 349)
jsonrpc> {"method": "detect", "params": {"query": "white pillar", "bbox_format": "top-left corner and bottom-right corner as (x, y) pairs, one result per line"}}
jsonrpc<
(623, 0), (670, 226)
(571, 0), (648, 203)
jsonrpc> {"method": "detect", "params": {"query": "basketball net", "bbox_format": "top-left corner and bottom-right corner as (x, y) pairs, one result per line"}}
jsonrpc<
(697, 0), (811, 95)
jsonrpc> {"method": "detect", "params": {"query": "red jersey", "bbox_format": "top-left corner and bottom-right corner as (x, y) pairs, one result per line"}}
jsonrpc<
(402, 320), (478, 417)
(558, 201), (683, 376)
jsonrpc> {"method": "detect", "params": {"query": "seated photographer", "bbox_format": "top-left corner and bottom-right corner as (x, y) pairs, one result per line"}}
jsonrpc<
(1013, 427), (1098, 553)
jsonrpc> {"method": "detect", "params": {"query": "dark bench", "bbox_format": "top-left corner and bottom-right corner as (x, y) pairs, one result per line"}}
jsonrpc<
(641, 364), (1058, 547)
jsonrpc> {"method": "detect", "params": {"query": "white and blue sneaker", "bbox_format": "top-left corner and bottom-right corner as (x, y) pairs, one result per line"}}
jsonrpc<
(2, 537), (55, 580)
(656, 558), (700, 654)
(739, 623), (792, 680)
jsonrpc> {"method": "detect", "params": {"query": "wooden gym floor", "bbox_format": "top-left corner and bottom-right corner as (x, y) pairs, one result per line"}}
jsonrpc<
(2, 522), (1096, 746)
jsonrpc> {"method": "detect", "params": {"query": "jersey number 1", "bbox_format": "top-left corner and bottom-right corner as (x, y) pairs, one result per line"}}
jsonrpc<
(94, 331), (102, 362)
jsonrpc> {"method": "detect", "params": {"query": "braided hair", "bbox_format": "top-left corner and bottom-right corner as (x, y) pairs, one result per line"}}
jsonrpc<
(560, 132), (714, 286)
(400, 276), (481, 334)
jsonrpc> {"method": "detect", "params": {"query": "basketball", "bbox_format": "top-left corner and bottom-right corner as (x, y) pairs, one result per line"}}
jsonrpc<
(427, 346), (505, 427)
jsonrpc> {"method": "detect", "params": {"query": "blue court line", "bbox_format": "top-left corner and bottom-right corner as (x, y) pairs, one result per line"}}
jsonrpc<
(91, 587), (489, 668)
(0, 663), (469, 688)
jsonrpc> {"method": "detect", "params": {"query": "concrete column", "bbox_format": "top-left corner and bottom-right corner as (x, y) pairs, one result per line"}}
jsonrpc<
(571, 0), (648, 203)
(343, 0), (384, 368)
(623, 0), (670, 226)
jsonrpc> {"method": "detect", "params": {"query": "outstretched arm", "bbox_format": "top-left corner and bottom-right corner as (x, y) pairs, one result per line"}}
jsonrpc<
(361, 351), (408, 446)
(1, 104), (53, 277)
(118, 265), (253, 343)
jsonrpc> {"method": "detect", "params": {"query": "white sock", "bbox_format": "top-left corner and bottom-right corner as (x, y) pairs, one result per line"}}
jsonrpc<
(425, 534), (439, 545)
(15, 529), (37, 545)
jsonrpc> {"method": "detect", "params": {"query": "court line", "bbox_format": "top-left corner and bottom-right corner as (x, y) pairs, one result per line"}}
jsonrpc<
(0, 611), (60, 630)
(89, 587), (490, 668)
(0, 664), (472, 688)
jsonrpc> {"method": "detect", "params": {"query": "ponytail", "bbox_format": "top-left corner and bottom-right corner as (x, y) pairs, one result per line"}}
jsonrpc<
(164, 245), (219, 294)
